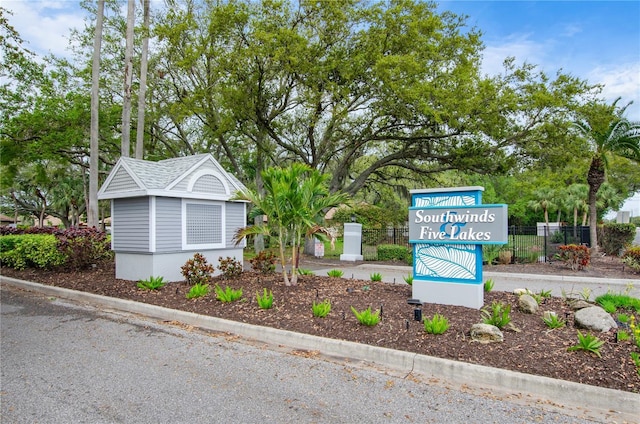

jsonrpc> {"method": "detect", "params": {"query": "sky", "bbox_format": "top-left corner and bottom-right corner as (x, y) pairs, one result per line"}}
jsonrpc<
(3, 0), (640, 213)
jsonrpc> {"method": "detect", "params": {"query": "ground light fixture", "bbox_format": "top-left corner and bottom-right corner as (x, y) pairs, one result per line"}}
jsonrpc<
(407, 298), (422, 321)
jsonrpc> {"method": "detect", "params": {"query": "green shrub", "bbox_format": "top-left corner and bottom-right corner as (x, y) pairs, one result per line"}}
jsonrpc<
(217, 256), (243, 279)
(621, 247), (640, 272)
(0, 234), (66, 270)
(595, 292), (640, 313)
(256, 288), (274, 309)
(214, 285), (243, 302)
(598, 223), (636, 256)
(542, 313), (565, 329)
(327, 269), (344, 278)
(370, 272), (382, 281)
(312, 299), (332, 318)
(482, 245), (501, 265)
(377, 244), (410, 262)
(137, 276), (166, 290)
(423, 314), (450, 335)
(350, 306), (381, 326)
(568, 331), (604, 357)
(297, 268), (314, 276)
(181, 253), (214, 285)
(403, 274), (413, 286)
(481, 301), (511, 329)
(484, 279), (494, 292)
(186, 283), (209, 299)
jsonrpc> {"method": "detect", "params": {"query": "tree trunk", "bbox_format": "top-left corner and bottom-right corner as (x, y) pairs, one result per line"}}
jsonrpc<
(88, 0), (104, 228)
(135, 0), (150, 160)
(121, 0), (135, 158)
(587, 157), (605, 253)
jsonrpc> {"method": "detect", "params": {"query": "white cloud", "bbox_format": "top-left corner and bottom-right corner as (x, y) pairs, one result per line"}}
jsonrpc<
(481, 35), (640, 121)
(3, 1), (86, 59)
(480, 34), (549, 76)
(588, 63), (640, 121)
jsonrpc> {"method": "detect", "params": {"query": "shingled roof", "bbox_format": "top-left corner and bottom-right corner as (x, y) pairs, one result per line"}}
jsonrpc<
(98, 154), (247, 200)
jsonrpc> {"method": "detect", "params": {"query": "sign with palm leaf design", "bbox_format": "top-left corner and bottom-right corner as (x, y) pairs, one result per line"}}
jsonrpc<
(409, 187), (507, 309)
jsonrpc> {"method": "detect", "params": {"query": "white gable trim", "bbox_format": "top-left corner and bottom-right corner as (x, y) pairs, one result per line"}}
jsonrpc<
(186, 169), (231, 195)
(97, 159), (145, 199)
(165, 155), (211, 191)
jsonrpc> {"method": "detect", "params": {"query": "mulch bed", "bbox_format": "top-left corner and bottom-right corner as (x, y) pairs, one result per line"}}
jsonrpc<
(2, 255), (639, 394)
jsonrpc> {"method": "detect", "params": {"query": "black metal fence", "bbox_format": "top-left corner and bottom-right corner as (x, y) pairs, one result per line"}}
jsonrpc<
(361, 225), (591, 263)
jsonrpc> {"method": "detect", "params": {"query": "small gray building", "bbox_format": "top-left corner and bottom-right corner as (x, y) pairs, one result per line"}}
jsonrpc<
(98, 154), (247, 282)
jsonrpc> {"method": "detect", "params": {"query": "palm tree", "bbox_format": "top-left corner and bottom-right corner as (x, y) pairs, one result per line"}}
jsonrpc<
(527, 187), (557, 227)
(233, 164), (349, 286)
(564, 183), (588, 238)
(574, 100), (640, 253)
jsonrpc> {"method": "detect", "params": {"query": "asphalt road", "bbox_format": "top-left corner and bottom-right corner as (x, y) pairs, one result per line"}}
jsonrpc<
(0, 285), (610, 423)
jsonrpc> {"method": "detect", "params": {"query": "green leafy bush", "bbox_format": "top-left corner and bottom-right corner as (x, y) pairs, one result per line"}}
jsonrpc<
(256, 288), (274, 309)
(423, 314), (450, 334)
(248, 251), (277, 274)
(0, 234), (66, 270)
(186, 283), (209, 299)
(181, 253), (214, 285)
(312, 299), (331, 318)
(542, 313), (565, 329)
(377, 244), (410, 262)
(403, 274), (413, 286)
(350, 306), (381, 326)
(218, 256), (243, 279)
(482, 245), (501, 265)
(137, 276), (166, 290)
(214, 285), (243, 302)
(568, 331), (604, 357)
(484, 279), (494, 292)
(327, 269), (344, 278)
(555, 244), (590, 270)
(595, 293), (640, 313)
(621, 247), (640, 272)
(598, 223), (636, 256)
(370, 272), (382, 281)
(481, 301), (511, 329)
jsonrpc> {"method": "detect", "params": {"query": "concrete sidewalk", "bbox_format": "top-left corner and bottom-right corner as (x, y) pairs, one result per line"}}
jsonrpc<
(300, 260), (640, 299)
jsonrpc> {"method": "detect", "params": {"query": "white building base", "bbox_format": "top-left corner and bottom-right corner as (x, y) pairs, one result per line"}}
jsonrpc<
(340, 253), (363, 262)
(115, 249), (244, 282)
(412, 280), (484, 309)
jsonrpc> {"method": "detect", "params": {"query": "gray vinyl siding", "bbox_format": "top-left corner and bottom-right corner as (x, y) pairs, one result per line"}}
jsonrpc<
(104, 167), (140, 193)
(155, 197), (181, 252)
(192, 175), (226, 194)
(226, 202), (246, 247)
(113, 197), (149, 252)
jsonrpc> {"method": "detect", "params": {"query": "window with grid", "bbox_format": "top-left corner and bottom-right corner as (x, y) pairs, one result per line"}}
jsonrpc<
(184, 202), (223, 248)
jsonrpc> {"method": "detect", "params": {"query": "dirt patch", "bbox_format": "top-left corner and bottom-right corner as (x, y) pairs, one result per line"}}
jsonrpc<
(2, 254), (639, 394)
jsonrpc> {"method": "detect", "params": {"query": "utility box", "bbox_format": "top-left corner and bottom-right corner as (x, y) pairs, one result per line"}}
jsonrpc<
(98, 154), (247, 281)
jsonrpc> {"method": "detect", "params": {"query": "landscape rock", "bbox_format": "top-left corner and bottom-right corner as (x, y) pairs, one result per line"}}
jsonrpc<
(569, 300), (592, 310)
(518, 294), (539, 314)
(470, 323), (503, 343)
(574, 306), (618, 332)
